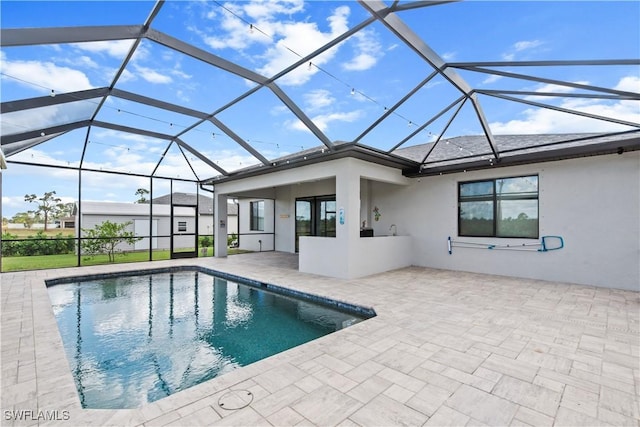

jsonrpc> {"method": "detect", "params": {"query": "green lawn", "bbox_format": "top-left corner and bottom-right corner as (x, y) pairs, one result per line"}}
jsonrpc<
(1, 247), (252, 272)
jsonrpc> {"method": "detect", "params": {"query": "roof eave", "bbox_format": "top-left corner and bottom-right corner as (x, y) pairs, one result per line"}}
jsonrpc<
(205, 145), (420, 185)
(405, 136), (640, 177)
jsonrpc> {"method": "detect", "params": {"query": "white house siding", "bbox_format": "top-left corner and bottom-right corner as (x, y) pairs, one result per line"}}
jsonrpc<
(367, 152), (639, 291)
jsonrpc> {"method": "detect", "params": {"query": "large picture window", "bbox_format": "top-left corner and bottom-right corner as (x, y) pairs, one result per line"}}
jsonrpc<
(459, 175), (539, 238)
(250, 200), (265, 231)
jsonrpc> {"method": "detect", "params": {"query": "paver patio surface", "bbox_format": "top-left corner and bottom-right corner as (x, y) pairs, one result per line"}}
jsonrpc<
(2, 253), (638, 426)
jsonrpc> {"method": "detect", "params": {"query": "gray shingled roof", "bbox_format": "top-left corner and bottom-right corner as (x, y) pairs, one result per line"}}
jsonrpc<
(393, 131), (640, 166)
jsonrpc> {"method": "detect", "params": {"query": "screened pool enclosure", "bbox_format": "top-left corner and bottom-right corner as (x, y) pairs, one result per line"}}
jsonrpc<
(1, 0), (639, 272)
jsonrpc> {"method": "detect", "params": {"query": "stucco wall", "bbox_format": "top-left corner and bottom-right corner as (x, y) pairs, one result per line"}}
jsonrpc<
(237, 199), (275, 252)
(274, 179), (336, 253)
(370, 152), (639, 291)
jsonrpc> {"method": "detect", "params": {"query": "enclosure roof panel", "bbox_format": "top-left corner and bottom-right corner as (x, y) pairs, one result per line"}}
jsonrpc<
(1, 0), (638, 180)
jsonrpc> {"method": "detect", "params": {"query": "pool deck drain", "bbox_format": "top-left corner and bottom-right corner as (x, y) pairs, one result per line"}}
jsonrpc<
(1, 254), (638, 426)
(217, 390), (253, 410)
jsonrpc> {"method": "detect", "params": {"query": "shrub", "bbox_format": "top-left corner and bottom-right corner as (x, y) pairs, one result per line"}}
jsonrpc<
(1, 232), (75, 256)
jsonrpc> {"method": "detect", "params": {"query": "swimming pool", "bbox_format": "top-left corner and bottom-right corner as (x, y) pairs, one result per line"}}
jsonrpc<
(46, 267), (374, 409)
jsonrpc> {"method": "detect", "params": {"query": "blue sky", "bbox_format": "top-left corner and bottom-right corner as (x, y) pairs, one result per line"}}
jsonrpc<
(1, 0), (639, 219)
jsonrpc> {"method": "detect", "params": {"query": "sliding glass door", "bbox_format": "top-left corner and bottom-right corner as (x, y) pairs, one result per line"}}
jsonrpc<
(295, 196), (336, 252)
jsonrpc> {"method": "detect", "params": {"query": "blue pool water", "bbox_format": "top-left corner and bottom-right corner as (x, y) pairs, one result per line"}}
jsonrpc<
(47, 269), (372, 409)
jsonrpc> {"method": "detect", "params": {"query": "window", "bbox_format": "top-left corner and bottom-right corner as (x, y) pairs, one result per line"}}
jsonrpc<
(459, 175), (538, 238)
(177, 221), (187, 232)
(250, 200), (265, 231)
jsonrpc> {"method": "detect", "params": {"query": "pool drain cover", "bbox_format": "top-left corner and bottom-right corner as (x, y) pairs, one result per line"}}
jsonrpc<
(217, 390), (253, 410)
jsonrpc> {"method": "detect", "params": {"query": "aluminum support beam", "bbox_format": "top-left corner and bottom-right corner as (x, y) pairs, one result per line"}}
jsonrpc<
(389, 95), (466, 152)
(2, 133), (65, 156)
(267, 83), (334, 149)
(476, 89), (635, 100)
(360, 0), (470, 93)
(91, 121), (173, 140)
(357, 70), (438, 145)
(392, 0), (461, 12)
(359, 0), (499, 160)
(448, 59), (640, 67)
(151, 141), (174, 176)
(175, 138), (229, 176)
(421, 98), (468, 163)
(0, 26), (143, 47)
(145, 28), (267, 85)
(460, 66), (640, 99)
(111, 89), (210, 119)
(470, 93), (500, 159)
(1, 88), (109, 113)
(208, 118), (271, 166)
(1, 120), (90, 145)
(171, 17), (376, 156)
(484, 93), (640, 128)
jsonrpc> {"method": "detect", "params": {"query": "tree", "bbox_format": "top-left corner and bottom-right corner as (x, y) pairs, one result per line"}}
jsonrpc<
(135, 188), (150, 204)
(12, 211), (36, 229)
(57, 202), (75, 218)
(24, 191), (61, 231)
(82, 220), (141, 263)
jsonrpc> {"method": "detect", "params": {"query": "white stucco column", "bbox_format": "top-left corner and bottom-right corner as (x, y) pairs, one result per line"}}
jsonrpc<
(214, 192), (228, 257)
(336, 159), (361, 277)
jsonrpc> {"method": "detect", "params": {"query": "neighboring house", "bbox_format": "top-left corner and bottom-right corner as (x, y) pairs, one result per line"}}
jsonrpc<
(74, 193), (238, 252)
(208, 133), (640, 291)
(57, 216), (75, 229)
(147, 193), (238, 236)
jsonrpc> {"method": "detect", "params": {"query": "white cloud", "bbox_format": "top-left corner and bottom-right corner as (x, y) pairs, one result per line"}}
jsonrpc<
(256, 9), (349, 85)
(342, 29), (382, 72)
(196, 2), (357, 86)
(303, 89), (335, 112)
(514, 40), (543, 52)
(2, 98), (97, 138)
(1, 57), (93, 94)
(72, 40), (135, 58)
(133, 65), (173, 84)
(118, 68), (137, 84)
(482, 74), (502, 85)
(441, 51), (457, 61)
(288, 110), (363, 132)
(489, 76), (640, 134)
(523, 81), (589, 101)
(615, 75), (640, 92)
(501, 39), (544, 61)
(62, 55), (99, 69)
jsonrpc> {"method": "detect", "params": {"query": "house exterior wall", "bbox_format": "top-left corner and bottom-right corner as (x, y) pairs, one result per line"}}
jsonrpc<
(274, 179), (336, 253)
(237, 199), (275, 252)
(78, 213), (195, 252)
(369, 152), (639, 291)
(215, 153), (638, 290)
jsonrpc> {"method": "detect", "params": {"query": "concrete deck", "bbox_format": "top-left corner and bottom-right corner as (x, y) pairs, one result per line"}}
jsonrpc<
(1, 253), (639, 426)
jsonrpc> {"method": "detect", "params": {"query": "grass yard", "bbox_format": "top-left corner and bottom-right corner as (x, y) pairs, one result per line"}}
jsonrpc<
(1, 247), (252, 272)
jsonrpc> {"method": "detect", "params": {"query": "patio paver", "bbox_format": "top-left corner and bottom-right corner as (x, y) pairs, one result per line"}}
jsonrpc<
(1, 253), (639, 426)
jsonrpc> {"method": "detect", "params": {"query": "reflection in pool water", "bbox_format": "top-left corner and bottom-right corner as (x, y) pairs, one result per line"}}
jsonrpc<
(48, 270), (369, 409)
